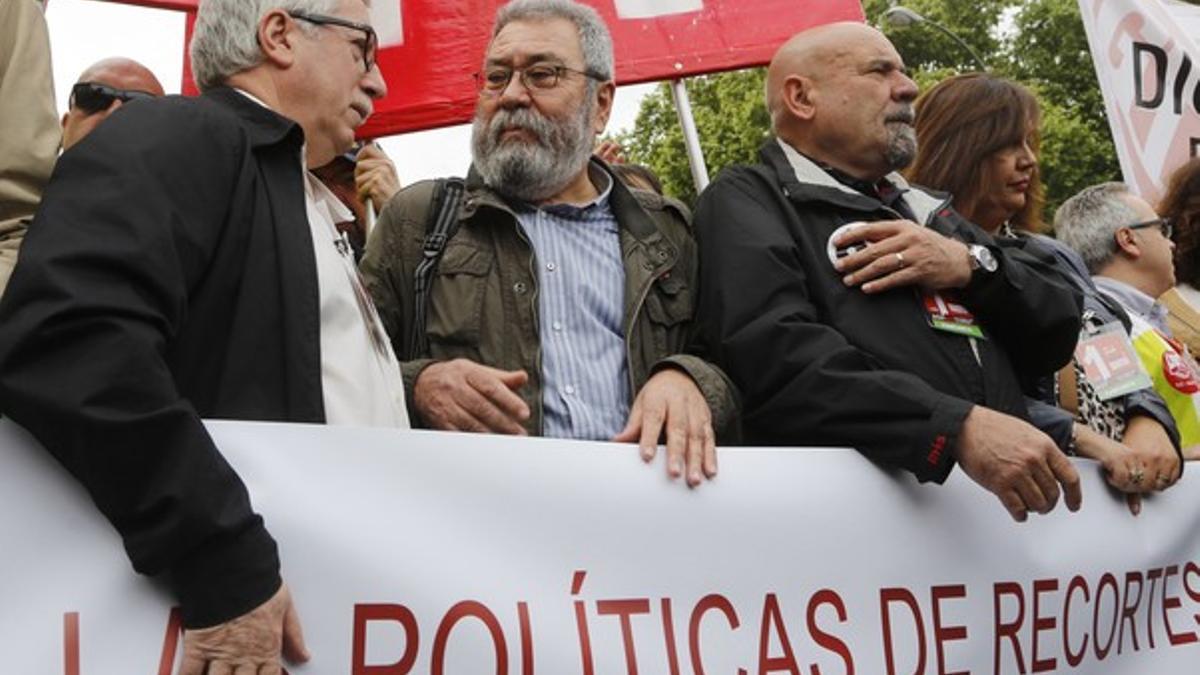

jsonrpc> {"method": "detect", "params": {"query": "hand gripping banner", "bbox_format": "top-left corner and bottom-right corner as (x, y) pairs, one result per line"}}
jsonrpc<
(103, 0), (864, 136)
(3, 419), (1200, 673)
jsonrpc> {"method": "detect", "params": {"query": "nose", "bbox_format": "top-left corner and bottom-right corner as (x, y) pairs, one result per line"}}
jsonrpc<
(497, 71), (533, 108)
(894, 71), (919, 102)
(362, 63), (388, 100)
(1018, 140), (1037, 168)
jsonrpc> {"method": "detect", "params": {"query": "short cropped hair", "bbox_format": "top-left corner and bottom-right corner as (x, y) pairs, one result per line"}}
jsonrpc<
(190, 0), (347, 92)
(1054, 182), (1141, 273)
(492, 0), (614, 81)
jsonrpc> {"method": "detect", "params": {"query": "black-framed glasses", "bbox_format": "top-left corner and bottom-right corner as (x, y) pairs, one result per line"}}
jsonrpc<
(69, 82), (155, 115)
(474, 62), (608, 95)
(1127, 216), (1173, 240)
(288, 11), (378, 73)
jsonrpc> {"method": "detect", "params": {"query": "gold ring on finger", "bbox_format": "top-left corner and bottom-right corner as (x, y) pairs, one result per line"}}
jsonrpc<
(895, 251), (905, 267)
(1130, 467), (1145, 486)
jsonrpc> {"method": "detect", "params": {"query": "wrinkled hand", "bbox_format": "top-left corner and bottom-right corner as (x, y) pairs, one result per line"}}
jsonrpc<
(595, 140), (624, 164)
(179, 584), (308, 675)
(1072, 424), (1145, 516)
(955, 406), (1082, 522)
(414, 359), (530, 434)
(832, 220), (972, 293)
(614, 368), (716, 487)
(355, 143), (401, 209)
(1119, 415), (1182, 491)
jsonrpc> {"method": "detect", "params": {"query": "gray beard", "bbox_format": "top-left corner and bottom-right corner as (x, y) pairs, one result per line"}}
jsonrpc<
(471, 100), (595, 203)
(886, 122), (917, 172)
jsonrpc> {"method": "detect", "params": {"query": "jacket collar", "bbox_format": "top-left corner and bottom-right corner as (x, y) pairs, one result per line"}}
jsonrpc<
(762, 138), (950, 225)
(204, 86), (304, 149)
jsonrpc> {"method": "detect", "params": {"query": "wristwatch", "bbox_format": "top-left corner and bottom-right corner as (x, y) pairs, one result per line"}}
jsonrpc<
(967, 244), (998, 273)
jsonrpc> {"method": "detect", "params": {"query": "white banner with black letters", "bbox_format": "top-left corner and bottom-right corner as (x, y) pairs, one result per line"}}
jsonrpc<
(1, 419), (1199, 674)
(1078, 0), (1200, 203)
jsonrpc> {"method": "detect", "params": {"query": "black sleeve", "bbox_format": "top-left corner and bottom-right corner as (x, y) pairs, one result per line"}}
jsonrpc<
(693, 170), (971, 483)
(1026, 397), (1075, 451)
(0, 99), (280, 629)
(931, 214), (1083, 376)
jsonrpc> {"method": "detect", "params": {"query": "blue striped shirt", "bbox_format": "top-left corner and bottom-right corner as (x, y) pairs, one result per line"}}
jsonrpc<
(516, 168), (631, 439)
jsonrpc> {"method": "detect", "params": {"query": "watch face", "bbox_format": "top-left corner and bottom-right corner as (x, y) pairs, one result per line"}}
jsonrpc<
(973, 245), (998, 272)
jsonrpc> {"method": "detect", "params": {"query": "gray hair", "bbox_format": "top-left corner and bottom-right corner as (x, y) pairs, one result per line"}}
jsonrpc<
(492, 0), (615, 81)
(190, 0), (348, 92)
(1054, 182), (1141, 273)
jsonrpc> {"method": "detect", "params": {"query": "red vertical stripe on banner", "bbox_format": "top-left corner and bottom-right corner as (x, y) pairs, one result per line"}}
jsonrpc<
(63, 613), (79, 675)
(156, 608), (184, 675)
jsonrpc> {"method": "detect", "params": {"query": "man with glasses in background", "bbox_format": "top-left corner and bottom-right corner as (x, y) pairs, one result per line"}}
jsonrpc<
(1056, 182), (1192, 473)
(61, 58), (165, 151)
(0, 1), (401, 673)
(362, 0), (739, 485)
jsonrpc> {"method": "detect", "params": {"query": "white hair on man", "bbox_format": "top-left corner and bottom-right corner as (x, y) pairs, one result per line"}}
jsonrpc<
(492, 0), (615, 85)
(190, 0), (354, 91)
(1054, 182), (1142, 274)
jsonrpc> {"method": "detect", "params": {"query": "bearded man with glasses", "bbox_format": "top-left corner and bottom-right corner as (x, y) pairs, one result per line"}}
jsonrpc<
(0, 1), (403, 673)
(362, 0), (739, 485)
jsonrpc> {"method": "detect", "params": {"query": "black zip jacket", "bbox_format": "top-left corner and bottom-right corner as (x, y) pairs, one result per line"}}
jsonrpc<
(0, 88), (326, 628)
(693, 140), (1082, 482)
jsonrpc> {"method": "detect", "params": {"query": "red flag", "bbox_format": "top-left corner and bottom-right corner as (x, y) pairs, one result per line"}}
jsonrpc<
(107, 0), (864, 136)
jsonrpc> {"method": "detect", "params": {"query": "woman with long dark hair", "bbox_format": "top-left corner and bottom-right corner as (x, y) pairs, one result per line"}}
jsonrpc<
(910, 73), (1183, 510)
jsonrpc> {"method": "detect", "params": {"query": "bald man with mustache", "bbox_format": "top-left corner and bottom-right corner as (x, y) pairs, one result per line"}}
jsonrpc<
(692, 22), (1085, 522)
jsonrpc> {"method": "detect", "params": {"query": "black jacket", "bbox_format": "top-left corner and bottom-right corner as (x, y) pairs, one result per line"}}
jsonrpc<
(693, 140), (1082, 482)
(0, 88), (325, 627)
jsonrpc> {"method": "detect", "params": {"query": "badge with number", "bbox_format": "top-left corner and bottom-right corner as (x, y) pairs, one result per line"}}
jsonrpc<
(1076, 322), (1153, 400)
(921, 290), (985, 339)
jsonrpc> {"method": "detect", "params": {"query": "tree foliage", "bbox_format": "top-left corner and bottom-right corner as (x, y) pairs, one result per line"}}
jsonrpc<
(620, 0), (1121, 217)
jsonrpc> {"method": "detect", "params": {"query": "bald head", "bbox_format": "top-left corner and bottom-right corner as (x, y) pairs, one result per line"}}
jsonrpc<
(766, 22), (883, 122)
(62, 58), (164, 150)
(765, 21), (918, 181)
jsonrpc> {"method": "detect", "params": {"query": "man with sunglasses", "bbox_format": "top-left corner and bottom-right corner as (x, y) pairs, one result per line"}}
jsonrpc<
(1056, 182), (1187, 484)
(0, 1), (395, 673)
(362, 0), (738, 485)
(61, 58), (164, 151)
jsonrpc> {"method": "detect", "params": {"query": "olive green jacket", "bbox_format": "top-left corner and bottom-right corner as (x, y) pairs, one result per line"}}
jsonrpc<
(360, 162), (740, 440)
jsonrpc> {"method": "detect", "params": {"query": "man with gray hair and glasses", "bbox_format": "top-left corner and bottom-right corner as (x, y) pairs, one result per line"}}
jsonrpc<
(363, 0), (738, 485)
(0, 0), (398, 672)
(1056, 183), (1190, 477)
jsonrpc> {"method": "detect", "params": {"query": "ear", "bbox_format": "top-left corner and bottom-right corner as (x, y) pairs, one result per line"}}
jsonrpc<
(1114, 228), (1142, 260)
(782, 74), (816, 122)
(258, 9), (299, 69)
(60, 112), (70, 129)
(592, 80), (616, 135)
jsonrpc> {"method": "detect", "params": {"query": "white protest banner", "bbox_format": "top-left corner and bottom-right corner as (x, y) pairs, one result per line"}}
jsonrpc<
(2, 418), (1199, 674)
(1078, 0), (1200, 202)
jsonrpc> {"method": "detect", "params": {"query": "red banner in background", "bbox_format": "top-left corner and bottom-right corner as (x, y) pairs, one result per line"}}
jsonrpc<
(108, 0), (864, 136)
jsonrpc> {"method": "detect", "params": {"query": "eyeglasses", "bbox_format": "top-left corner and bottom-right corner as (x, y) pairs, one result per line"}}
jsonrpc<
(475, 62), (607, 95)
(288, 11), (378, 73)
(69, 82), (155, 116)
(1127, 216), (1174, 240)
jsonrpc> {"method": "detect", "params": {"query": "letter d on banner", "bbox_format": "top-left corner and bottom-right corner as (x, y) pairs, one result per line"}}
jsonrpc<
(613, 0), (702, 19)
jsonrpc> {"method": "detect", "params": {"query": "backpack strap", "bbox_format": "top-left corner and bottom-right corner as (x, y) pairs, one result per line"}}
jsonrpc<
(407, 177), (465, 359)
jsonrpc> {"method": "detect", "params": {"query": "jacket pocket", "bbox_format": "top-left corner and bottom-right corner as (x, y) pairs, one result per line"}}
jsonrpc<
(427, 244), (493, 347)
(644, 274), (692, 327)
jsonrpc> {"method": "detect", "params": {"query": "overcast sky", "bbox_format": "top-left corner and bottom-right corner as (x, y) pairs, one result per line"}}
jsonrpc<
(43, 0), (655, 184)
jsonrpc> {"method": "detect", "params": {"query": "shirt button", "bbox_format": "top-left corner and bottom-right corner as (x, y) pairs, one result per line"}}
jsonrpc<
(564, 385), (576, 395)
(547, 262), (557, 272)
(513, 282), (527, 294)
(552, 321), (563, 331)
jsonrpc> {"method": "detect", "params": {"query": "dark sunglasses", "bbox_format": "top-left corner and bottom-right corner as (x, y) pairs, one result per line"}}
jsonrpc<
(288, 10), (378, 73)
(69, 82), (155, 116)
(1127, 216), (1173, 240)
